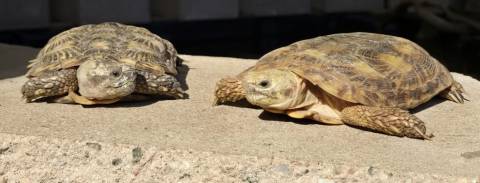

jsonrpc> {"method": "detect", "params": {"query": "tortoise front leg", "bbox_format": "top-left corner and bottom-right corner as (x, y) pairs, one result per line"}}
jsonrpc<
(341, 105), (434, 139)
(135, 70), (187, 99)
(22, 69), (78, 103)
(213, 77), (245, 105)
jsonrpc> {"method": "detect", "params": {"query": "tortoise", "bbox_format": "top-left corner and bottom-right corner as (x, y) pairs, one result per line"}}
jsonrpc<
(22, 22), (186, 105)
(214, 32), (467, 139)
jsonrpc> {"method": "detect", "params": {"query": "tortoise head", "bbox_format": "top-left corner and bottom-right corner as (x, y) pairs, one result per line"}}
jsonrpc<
(242, 69), (307, 110)
(77, 57), (136, 100)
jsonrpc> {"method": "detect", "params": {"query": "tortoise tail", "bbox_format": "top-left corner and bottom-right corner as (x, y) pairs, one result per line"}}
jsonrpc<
(440, 81), (468, 104)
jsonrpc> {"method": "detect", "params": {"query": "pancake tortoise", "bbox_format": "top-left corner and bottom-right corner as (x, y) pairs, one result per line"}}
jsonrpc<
(22, 22), (186, 105)
(214, 32), (467, 139)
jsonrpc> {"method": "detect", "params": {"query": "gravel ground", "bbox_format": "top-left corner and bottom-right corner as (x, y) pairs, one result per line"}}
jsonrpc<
(0, 133), (477, 183)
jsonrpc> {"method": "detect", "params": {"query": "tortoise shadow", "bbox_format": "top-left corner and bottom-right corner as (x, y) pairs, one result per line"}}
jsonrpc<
(39, 93), (185, 108)
(82, 95), (185, 108)
(215, 99), (260, 109)
(411, 97), (447, 114)
(258, 109), (427, 139)
(257, 109), (430, 139)
(216, 99), (319, 125)
(342, 124), (425, 140)
(176, 61), (190, 91)
(258, 111), (320, 125)
(257, 97), (449, 128)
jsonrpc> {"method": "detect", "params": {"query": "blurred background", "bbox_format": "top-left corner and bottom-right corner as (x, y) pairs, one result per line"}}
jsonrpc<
(0, 0), (479, 79)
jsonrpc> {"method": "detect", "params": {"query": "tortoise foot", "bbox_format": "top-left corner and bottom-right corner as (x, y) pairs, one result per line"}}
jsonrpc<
(341, 105), (433, 140)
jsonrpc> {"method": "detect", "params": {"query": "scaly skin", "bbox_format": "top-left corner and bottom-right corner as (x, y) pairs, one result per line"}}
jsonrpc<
(213, 77), (245, 105)
(22, 69), (78, 102)
(22, 68), (187, 104)
(341, 106), (433, 139)
(135, 70), (187, 99)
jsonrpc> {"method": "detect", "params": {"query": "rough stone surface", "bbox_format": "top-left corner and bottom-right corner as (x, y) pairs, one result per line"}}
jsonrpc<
(0, 44), (480, 181)
(0, 133), (477, 182)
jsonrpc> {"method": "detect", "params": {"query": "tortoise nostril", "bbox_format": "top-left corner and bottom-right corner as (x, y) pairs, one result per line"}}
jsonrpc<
(111, 71), (120, 77)
(259, 80), (270, 88)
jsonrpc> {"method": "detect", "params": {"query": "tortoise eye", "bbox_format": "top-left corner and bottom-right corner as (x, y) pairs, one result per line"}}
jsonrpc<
(258, 80), (270, 88)
(111, 71), (120, 77)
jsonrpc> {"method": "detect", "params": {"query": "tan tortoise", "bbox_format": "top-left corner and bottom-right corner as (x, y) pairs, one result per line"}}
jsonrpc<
(22, 22), (186, 105)
(214, 32), (467, 139)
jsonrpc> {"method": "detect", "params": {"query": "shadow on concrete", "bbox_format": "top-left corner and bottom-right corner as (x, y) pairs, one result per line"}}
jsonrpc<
(35, 94), (179, 108)
(411, 97), (448, 114)
(176, 62), (190, 91)
(258, 110), (320, 125)
(215, 99), (259, 109)
(82, 97), (168, 108)
(343, 124), (414, 139)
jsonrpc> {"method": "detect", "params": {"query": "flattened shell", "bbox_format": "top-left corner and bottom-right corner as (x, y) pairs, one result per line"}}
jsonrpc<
(249, 32), (454, 109)
(27, 22), (178, 77)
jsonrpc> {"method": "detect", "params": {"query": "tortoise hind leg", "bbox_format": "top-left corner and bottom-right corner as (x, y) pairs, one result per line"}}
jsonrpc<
(135, 70), (187, 99)
(440, 81), (467, 104)
(22, 69), (77, 103)
(341, 105), (433, 139)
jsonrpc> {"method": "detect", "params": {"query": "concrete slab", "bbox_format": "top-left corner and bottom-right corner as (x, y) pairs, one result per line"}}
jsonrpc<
(0, 44), (480, 179)
(0, 133), (474, 182)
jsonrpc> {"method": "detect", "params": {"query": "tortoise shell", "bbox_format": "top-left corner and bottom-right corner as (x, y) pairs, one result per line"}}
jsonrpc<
(26, 22), (178, 77)
(243, 32), (454, 109)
